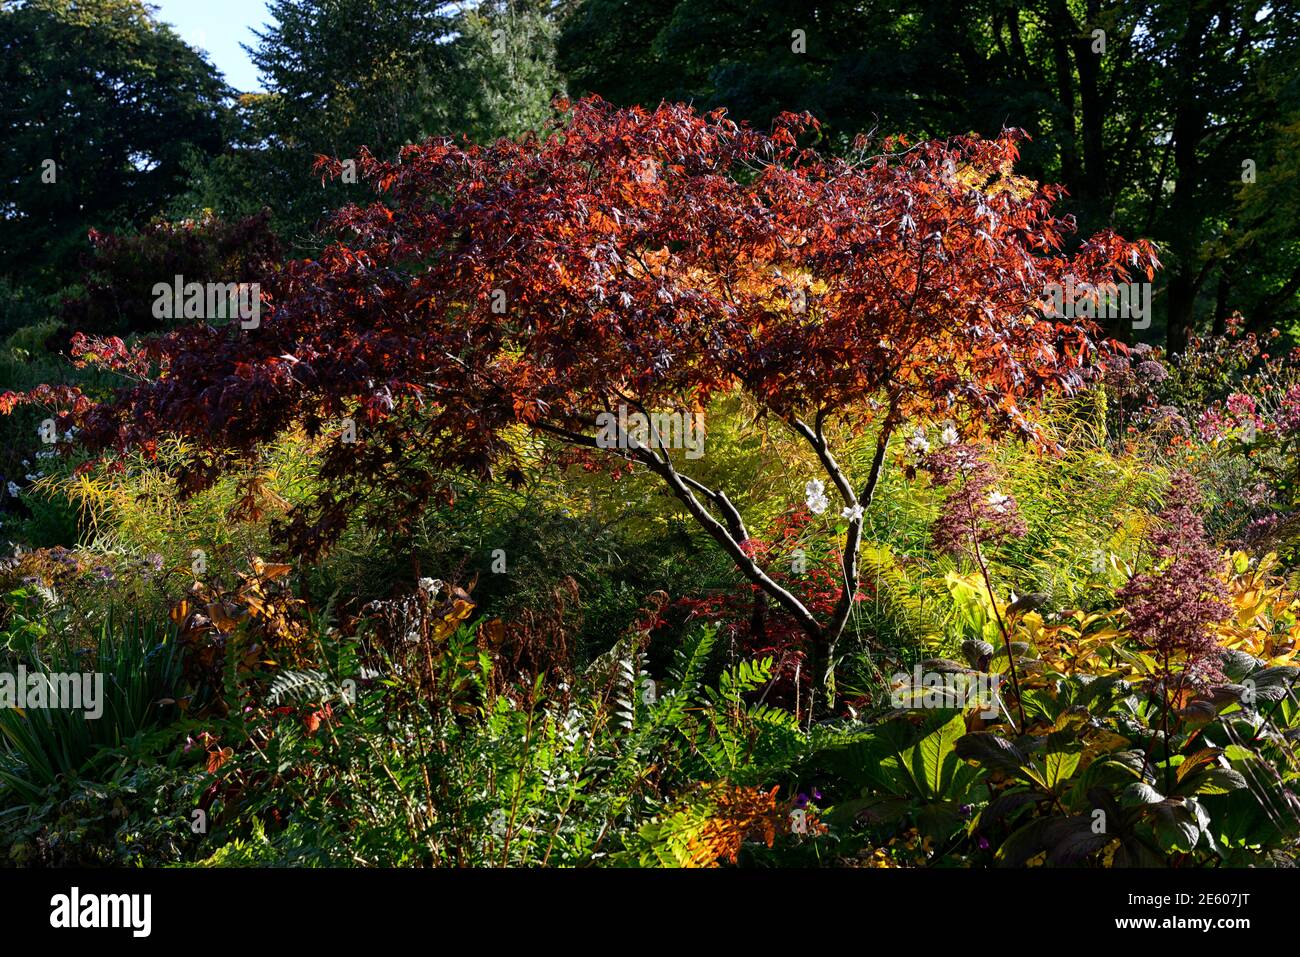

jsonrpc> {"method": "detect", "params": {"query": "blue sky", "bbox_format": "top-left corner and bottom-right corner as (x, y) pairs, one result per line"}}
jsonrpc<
(149, 0), (272, 92)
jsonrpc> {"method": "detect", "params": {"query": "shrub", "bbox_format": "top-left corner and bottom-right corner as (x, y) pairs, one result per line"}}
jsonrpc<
(10, 98), (1158, 711)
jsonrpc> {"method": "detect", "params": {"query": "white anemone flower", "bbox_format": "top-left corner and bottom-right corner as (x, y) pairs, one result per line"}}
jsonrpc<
(804, 479), (829, 515)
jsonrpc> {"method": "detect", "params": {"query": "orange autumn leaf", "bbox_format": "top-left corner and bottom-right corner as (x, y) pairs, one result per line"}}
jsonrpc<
(206, 747), (233, 774)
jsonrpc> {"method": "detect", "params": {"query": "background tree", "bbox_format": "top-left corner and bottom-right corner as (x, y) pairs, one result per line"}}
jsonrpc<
(186, 0), (565, 252)
(199, 0), (459, 250)
(444, 0), (568, 143)
(0, 0), (228, 292)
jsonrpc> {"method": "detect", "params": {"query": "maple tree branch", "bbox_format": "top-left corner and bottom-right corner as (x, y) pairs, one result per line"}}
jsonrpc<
(856, 415), (894, 509)
(611, 391), (750, 540)
(531, 418), (654, 478)
(621, 400), (807, 641)
(533, 413), (818, 640)
(678, 473), (750, 542)
(632, 445), (822, 640)
(792, 416), (856, 507)
(618, 392), (817, 634)
(805, 406), (900, 681)
(531, 419), (612, 452)
(787, 402), (900, 700)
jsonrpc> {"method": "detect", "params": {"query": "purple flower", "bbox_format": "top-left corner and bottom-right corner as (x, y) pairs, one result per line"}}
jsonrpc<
(1150, 406), (1190, 435)
(1118, 472), (1229, 687)
(1278, 384), (1300, 435)
(923, 444), (1027, 559)
(1135, 360), (1168, 384)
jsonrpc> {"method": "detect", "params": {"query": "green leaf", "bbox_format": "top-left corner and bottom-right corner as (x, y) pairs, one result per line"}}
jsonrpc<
(1121, 781), (1165, 805)
(1151, 800), (1202, 853)
(1191, 768), (1248, 795)
(955, 732), (1028, 772)
(908, 713), (967, 800)
(1041, 750), (1083, 790)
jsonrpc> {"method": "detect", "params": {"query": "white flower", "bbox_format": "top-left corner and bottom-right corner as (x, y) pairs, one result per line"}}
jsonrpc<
(804, 479), (829, 515)
(6, 482), (19, 498)
(417, 577), (442, 595)
(987, 491), (1011, 511)
(841, 503), (864, 522)
(906, 428), (930, 454)
(940, 424), (960, 446)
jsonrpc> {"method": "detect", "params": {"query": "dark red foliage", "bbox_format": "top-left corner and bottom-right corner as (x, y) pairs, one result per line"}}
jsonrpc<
(51, 210), (282, 348)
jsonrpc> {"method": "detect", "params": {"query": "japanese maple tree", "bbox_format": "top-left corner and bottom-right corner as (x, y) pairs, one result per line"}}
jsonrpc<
(5, 96), (1158, 704)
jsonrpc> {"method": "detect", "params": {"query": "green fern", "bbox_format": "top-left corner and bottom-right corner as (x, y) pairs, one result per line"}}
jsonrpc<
(267, 668), (335, 706)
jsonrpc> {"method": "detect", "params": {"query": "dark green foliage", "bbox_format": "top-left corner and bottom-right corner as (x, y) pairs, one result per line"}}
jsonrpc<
(0, 0), (228, 292)
(186, 0), (564, 250)
(0, 603), (184, 802)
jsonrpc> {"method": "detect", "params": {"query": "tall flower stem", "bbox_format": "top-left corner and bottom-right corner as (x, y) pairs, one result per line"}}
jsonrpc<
(971, 533), (1026, 732)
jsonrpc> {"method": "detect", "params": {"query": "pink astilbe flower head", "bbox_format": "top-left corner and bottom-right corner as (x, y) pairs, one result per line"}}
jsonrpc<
(1117, 471), (1229, 687)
